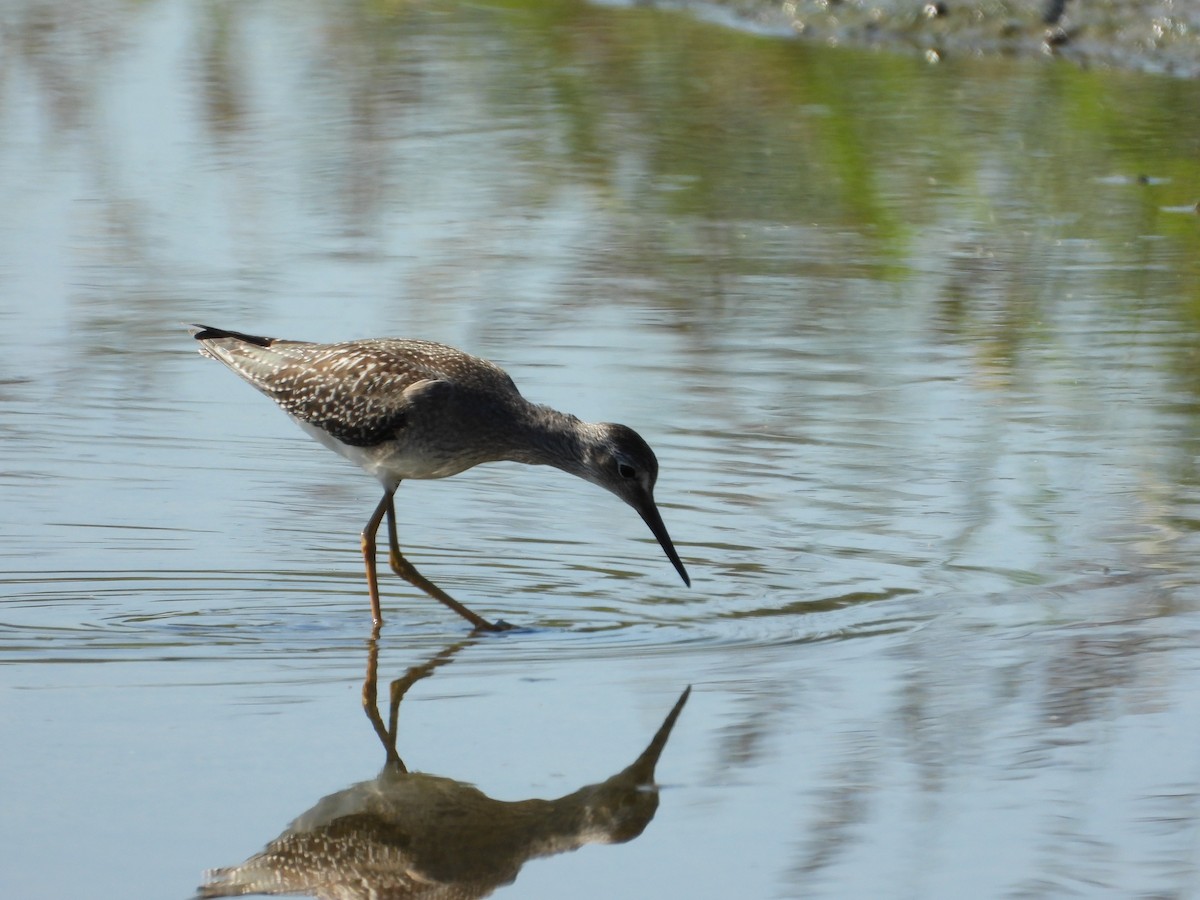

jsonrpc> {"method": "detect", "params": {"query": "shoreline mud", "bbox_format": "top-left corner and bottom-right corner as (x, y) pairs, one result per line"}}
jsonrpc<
(703, 0), (1200, 78)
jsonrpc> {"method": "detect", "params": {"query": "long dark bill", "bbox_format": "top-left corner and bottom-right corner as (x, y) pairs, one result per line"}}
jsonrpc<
(637, 500), (691, 587)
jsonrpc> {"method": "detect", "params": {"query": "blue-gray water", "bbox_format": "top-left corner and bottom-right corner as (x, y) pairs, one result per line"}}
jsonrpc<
(3, 1), (1200, 897)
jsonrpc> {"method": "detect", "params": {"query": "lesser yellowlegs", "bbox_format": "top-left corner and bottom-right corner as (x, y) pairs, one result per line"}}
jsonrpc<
(190, 325), (690, 631)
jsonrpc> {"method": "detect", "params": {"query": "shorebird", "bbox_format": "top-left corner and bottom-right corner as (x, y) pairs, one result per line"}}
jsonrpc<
(190, 325), (690, 631)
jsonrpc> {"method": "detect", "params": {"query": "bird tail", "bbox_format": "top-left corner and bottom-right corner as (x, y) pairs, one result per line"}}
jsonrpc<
(189, 324), (276, 347)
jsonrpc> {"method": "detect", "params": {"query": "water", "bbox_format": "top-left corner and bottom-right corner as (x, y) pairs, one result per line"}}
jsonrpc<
(2, 0), (1200, 897)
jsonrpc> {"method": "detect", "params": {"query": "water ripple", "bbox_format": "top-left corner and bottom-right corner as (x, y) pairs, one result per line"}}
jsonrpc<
(0, 564), (930, 668)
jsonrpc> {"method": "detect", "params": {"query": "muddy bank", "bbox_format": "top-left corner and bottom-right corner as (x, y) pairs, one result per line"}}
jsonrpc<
(708, 0), (1200, 78)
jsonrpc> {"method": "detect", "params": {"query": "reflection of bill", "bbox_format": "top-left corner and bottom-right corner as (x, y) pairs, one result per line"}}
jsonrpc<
(199, 639), (690, 899)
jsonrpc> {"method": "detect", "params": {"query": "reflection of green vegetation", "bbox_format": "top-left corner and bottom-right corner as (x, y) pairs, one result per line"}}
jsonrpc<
(5, 0), (1198, 384)
(255, 0), (1200, 400)
(326, 0), (1200, 326)
(319, 0), (1200, 239)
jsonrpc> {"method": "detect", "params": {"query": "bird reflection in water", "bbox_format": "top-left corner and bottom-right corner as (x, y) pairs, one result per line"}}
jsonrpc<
(197, 640), (690, 899)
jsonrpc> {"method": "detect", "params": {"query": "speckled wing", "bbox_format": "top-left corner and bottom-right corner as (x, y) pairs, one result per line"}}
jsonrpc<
(192, 326), (443, 448)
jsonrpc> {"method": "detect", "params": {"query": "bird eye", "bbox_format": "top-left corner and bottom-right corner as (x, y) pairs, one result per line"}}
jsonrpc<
(617, 462), (637, 479)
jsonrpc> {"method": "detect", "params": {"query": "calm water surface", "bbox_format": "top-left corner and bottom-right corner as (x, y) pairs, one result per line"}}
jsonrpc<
(2, 1), (1200, 897)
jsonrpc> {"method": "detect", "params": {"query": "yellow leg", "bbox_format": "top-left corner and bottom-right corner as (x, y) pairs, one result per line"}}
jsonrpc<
(361, 493), (391, 628)
(377, 489), (511, 632)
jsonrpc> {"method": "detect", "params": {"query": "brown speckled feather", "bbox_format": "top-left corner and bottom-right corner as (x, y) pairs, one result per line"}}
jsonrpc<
(192, 327), (520, 448)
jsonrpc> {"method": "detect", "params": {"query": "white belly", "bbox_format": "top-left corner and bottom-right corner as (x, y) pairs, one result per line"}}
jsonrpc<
(293, 418), (468, 486)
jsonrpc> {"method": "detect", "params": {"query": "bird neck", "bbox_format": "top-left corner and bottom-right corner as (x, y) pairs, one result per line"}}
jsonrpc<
(502, 403), (599, 481)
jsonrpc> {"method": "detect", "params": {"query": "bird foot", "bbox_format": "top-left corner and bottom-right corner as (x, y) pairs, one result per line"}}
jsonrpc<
(481, 619), (517, 633)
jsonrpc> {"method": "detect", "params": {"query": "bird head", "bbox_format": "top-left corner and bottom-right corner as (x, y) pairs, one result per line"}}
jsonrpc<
(583, 423), (691, 588)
